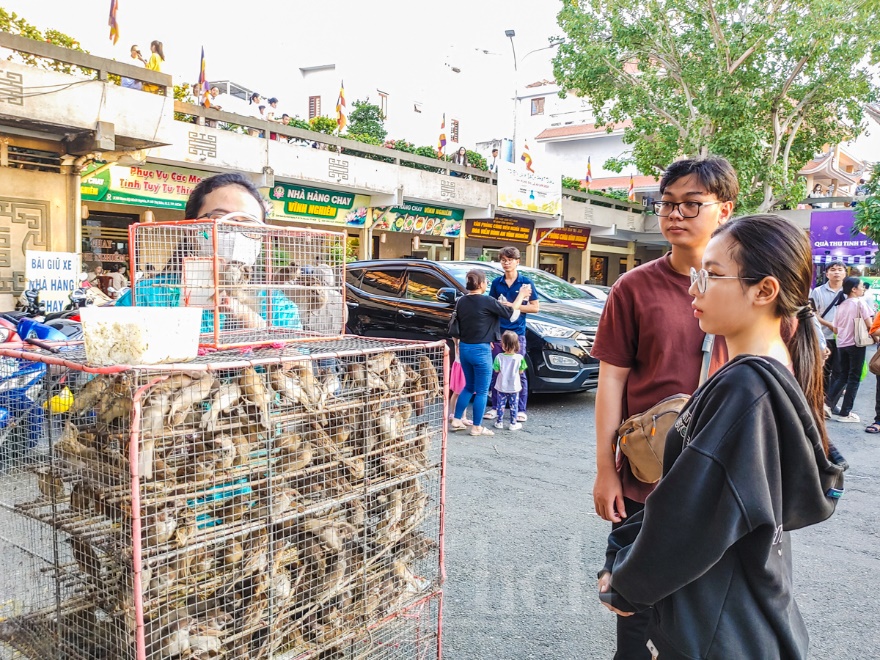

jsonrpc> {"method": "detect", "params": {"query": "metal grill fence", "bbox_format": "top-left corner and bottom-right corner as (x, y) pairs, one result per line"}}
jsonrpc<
(128, 219), (348, 348)
(0, 337), (446, 659)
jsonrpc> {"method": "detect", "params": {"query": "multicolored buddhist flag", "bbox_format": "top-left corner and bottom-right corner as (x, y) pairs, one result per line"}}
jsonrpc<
(438, 114), (447, 157)
(198, 46), (208, 106)
(521, 142), (534, 173)
(628, 174), (636, 202)
(585, 157), (592, 188)
(335, 80), (347, 133)
(108, 0), (120, 45)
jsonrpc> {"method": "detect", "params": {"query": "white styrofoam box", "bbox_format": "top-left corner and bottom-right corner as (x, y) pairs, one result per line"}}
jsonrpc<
(80, 306), (202, 365)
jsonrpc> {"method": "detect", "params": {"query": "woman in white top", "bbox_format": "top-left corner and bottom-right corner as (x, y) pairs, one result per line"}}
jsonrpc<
(826, 276), (875, 422)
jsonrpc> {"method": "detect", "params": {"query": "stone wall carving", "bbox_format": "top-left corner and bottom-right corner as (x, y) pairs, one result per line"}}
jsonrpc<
(0, 197), (50, 298)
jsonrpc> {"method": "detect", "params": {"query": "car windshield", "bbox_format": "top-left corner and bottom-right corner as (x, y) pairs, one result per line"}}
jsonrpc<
(523, 269), (589, 301)
(444, 264), (502, 291)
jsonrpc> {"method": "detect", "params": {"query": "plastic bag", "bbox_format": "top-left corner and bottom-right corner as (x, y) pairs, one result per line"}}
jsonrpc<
(450, 360), (466, 394)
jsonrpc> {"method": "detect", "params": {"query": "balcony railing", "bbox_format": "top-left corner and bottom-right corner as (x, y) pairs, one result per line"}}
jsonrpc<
(174, 101), (495, 183)
(0, 32), (172, 94)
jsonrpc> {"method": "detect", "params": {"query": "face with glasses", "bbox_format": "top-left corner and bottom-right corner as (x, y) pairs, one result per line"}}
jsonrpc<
(689, 233), (770, 336)
(658, 174), (733, 250)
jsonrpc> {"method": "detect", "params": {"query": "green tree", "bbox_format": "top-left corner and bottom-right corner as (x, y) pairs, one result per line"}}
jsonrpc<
(553, 0), (880, 211)
(309, 116), (338, 135)
(346, 99), (387, 141)
(0, 7), (90, 75)
(852, 163), (880, 264)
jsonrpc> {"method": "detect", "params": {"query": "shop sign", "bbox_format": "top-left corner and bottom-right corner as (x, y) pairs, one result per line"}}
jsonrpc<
(537, 226), (591, 250)
(25, 251), (81, 313)
(861, 277), (880, 312)
(497, 161), (562, 216)
(372, 202), (464, 237)
(81, 162), (206, 210)
(268, 182), (370, 226)
(810, 209), (877, 257)
(466, 217), (533, 243)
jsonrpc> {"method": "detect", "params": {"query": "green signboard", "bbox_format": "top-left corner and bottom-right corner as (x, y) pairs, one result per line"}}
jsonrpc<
(81, 162), (206, 210)
(372, 202), (464, 237)
(269, 182), (369, 226)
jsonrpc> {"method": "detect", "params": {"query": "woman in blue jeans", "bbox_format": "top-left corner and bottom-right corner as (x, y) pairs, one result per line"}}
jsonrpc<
(451, 269), (530, 436)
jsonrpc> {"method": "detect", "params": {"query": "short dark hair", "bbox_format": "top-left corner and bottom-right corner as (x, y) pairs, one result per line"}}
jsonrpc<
(499, 246), (521, 261)
(501, 330), (520, 353)
(659, 156), (739, 202)
(825, 260), (846, 270)
(185, 172), (266, 221)
(268, 97), (278, 105)
(492, 148), (499, 153)
(466, 269), (486, 291)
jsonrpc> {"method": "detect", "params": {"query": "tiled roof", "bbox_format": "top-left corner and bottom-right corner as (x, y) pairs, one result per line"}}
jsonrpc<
(535, 120), (633, 141)
(582, 174), (659, 190)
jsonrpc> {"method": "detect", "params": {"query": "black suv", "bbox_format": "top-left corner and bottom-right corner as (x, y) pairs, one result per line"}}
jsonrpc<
(344, 260), (601, 393)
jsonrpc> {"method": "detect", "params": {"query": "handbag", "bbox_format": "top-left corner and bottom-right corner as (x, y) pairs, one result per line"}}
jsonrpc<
(617, 393), (690, 483)
(869, 349), (880, 376)
(616, 335), (714, 484)
(447, 298), (461, 338)
(854, 317), (874, 347)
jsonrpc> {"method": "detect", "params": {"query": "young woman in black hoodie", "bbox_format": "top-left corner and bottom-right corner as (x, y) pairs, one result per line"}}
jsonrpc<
(598, 214), (845, 659)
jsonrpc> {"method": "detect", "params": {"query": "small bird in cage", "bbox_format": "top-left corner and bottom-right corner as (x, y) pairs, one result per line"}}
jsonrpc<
(239, 366), (271, 430)
(37, 470), (65, 500)
(167, 374), (216, 426)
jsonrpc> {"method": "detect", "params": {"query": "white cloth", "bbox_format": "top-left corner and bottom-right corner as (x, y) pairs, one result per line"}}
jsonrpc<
(493, 353), (526, 393)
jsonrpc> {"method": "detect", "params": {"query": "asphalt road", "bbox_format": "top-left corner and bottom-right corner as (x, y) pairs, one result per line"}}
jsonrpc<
(441, 361), (880, 659)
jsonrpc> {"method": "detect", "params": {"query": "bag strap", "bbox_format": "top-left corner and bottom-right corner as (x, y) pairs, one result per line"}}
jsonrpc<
(700, 334), (714, 386)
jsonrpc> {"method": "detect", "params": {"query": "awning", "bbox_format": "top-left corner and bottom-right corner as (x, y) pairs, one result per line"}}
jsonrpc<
(813, 254), (875, 264)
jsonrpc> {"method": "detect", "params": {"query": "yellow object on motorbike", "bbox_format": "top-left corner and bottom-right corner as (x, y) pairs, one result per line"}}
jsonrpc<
(45, 387), (74, 414)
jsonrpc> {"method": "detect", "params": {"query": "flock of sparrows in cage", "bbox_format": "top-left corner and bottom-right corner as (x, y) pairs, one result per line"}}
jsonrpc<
(9, 347), (445, 659)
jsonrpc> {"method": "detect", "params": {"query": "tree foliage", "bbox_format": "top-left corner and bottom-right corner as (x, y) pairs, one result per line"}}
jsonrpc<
(0, 7), (91, 76)
(853, 163), (880, 261)
(347, 100), (388, 141)
(553, 0), (880, 211)
(309, 116), (338, 135)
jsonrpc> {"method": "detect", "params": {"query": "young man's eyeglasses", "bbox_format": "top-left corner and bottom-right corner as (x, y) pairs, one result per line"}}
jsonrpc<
(690, 267), (759, 294)
(654, 201), (723, 218)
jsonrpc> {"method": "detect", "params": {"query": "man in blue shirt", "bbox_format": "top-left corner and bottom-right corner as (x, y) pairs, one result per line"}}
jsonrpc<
(485, 246), (540, 422)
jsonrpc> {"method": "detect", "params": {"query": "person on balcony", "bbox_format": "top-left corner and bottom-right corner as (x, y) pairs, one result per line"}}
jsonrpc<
(140, 40), (165, 93)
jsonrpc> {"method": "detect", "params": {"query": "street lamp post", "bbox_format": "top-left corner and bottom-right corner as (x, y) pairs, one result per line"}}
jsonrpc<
(504, 31), (564, 163)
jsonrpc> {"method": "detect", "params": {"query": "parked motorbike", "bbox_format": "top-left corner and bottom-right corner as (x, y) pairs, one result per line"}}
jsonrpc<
(0, 314), (80, 467)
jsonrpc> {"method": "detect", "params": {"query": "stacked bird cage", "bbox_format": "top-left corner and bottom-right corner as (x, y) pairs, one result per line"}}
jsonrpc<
(0, 336), (447, 660)
(128, 218), (348, 347)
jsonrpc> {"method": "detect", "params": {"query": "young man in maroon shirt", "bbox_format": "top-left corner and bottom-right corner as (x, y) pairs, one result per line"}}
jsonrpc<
(590, 157), (738, 659)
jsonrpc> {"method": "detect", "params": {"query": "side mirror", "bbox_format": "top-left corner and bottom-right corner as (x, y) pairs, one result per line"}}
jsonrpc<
(436, 287), (459, 304)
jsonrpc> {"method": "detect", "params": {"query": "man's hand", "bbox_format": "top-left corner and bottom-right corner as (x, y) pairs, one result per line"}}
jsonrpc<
(598, 572), (634, 617)
(593, 468), (626, 523)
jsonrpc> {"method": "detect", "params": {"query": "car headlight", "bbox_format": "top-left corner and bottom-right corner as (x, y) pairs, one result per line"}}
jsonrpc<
(526, 319), (577, 339)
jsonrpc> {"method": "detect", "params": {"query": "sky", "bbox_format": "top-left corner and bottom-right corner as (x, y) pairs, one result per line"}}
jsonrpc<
(5, 0), (877, 162)
(4, 0), (566, 144)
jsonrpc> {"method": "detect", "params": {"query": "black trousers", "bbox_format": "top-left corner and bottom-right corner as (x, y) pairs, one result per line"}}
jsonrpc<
(612, 498), (653, 660)
(823, 338), (841, 393)
(874, 374), (880, 425)
(826, 345), (866, 416)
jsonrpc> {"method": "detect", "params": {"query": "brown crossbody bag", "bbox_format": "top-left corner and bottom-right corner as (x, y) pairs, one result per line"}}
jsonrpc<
(616, 335), (713, 484)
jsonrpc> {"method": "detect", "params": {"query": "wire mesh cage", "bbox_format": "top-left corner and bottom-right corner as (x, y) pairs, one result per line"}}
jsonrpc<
(128, 218), (348, 349)
(0, 336), (447, 660)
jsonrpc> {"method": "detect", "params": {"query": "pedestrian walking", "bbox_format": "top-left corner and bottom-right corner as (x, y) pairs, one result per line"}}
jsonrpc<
(485, 247), (539, 424)
(826, 276), (874, 423)
(491, 331), (528, 431)
(450, 269), (530, 437)
(590, 156), (737, 659)
(598, 213), (844, 660)
(809, 260), (847, 394)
